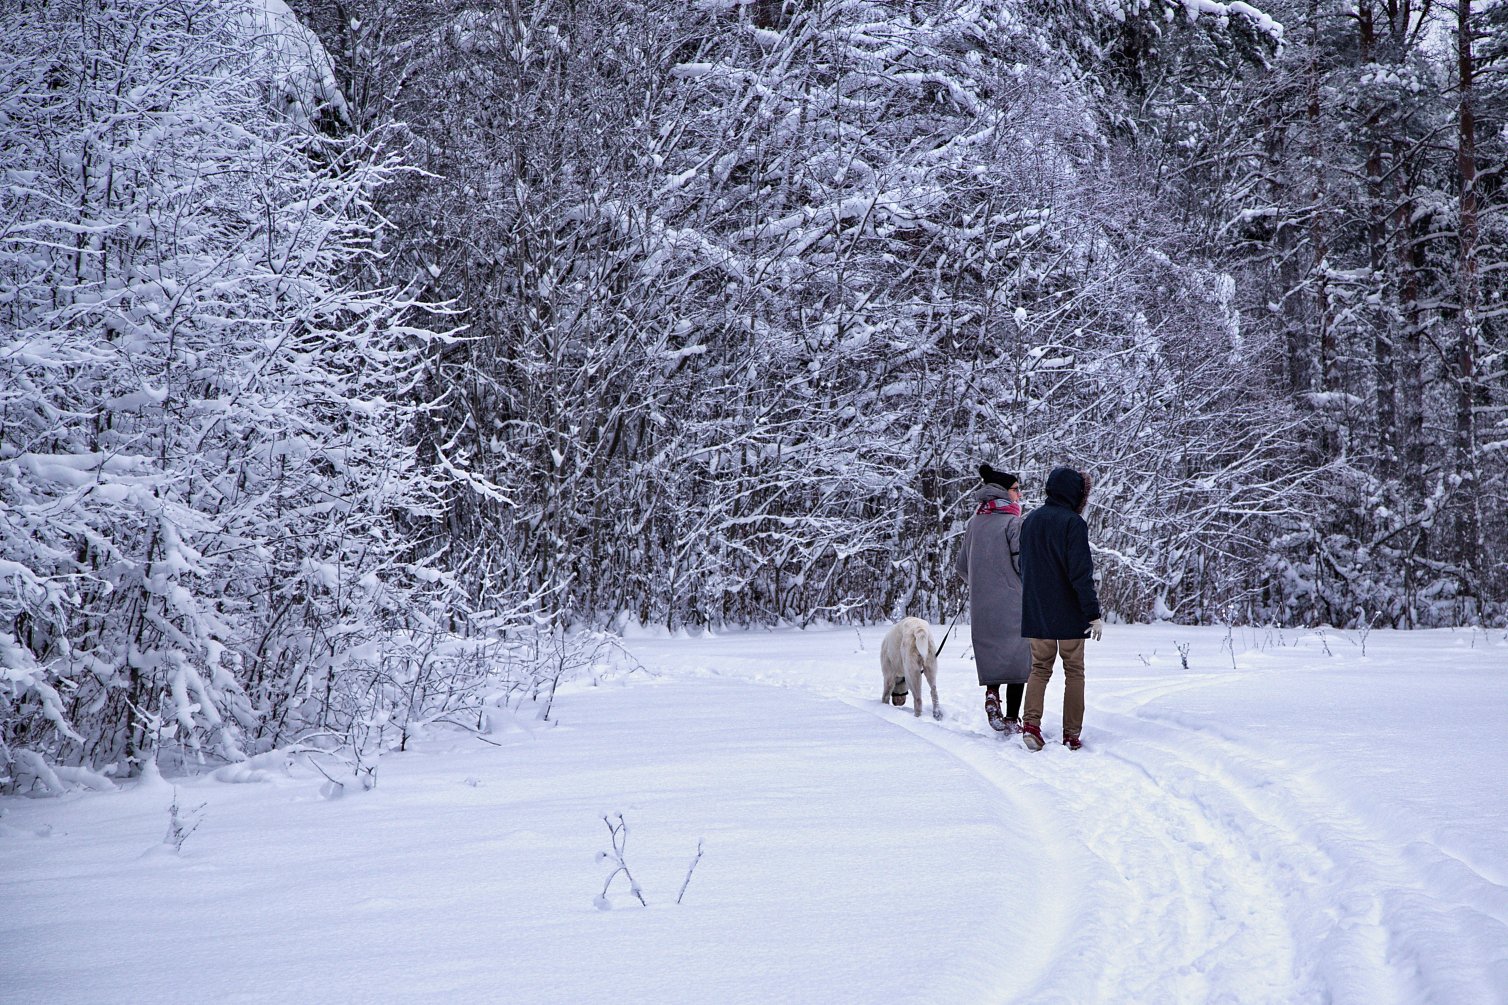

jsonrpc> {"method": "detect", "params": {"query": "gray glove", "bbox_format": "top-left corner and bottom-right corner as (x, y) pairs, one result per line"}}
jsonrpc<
(1088, 619), (1104, 642)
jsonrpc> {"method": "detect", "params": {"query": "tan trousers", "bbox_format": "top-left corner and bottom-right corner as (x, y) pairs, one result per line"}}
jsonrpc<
(1023, 638), (1085, 738)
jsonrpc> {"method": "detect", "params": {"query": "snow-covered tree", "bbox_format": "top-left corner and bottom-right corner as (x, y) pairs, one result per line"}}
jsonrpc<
(312, 0), (1296, 627)
(0, 0), (466, 788)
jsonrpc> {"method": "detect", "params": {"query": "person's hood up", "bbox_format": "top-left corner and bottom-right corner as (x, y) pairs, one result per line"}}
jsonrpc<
(1044, 466), (1087, 511)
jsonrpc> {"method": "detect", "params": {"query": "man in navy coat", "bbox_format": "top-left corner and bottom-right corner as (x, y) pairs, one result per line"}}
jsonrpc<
(1018, 466), (1104, 750)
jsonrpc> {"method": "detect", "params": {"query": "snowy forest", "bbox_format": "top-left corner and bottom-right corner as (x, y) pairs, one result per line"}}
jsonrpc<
(2, 0), (1505, 787)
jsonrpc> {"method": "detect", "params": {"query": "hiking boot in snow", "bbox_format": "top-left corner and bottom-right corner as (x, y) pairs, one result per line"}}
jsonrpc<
(1021, 722), (1045, 751)
(984, 692), (1008, 731)
(1062, 734), (1083, 751)
(1002, 717), (1021, 735)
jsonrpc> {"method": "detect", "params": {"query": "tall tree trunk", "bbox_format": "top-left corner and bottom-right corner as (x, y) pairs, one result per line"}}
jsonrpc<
(1455, 0), (1481, 595)
(1304, 0), (1342, 480)
(1385, 0), (1429, 499)
(1360, 1), (1397, 465)
(1308, 0), (1334, 399)
(1266, 112), (1308, 397)
(1392, 145), (1428, 627)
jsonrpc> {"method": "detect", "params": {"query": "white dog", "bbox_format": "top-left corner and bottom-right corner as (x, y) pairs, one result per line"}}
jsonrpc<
(880, 617), (941, 720)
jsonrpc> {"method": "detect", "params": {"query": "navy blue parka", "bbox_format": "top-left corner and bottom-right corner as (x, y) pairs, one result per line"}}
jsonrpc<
(1019, 467), (1102, 640)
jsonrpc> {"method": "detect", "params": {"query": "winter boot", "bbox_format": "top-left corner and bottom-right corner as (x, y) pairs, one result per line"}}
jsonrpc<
(1021, 722), (1045, 752)
(1062, 734), (1083, 751)
(984, 691), (1008, 731)
(1002, 717), (1021, 734)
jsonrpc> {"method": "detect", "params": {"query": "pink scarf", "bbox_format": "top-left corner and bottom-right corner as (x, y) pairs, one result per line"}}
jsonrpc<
(976, 499), (1020, 516)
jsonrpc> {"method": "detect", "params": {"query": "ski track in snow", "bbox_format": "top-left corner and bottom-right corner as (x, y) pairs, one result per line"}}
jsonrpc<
(862, 698), (1323, 1005)
(657, 631), (1504, 1005)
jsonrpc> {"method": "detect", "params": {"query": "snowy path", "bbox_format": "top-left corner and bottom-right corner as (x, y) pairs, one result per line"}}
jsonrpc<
(835, 692), (1411, 1004)
(870, 700), (1316, 1004)
(2, 624), (1505, 1003)
(628, 623), (1508, 1004)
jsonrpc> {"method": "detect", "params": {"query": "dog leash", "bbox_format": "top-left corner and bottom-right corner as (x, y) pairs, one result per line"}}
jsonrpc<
(935, 610), (963, 656)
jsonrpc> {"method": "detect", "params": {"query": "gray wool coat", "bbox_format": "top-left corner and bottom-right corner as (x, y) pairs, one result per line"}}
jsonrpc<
(954, 485), (1032, 686)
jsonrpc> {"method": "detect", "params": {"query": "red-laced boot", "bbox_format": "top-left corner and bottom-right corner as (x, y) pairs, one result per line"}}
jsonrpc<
(1021, 721), (1045, 751)
(984, 691), (1007, 731)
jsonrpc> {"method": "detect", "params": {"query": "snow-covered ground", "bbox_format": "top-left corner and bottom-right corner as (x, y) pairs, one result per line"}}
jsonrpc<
(3, 623), (1506, 1003)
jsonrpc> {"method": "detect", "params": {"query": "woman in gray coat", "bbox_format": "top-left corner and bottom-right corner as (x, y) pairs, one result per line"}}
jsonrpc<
(954, 464), (1032, 732)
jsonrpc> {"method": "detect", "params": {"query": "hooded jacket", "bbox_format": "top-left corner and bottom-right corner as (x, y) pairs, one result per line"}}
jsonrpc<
(1018, 467), (1102, 640)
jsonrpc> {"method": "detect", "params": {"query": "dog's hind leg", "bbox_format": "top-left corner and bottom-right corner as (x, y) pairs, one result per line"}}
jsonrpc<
(907, 626), (941, 720)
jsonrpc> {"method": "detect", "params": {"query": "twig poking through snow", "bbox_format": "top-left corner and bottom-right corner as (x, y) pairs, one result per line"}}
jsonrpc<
(677, 838), (705, 905)
(595, 813), (647, 909)
(164, 788), (206, 853)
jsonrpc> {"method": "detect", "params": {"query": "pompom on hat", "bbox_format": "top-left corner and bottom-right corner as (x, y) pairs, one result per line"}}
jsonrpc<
(978, 463), (1019, 490)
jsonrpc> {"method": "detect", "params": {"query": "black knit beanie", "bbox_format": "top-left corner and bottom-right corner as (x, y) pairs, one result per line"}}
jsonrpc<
(979, 463), (1019, 491)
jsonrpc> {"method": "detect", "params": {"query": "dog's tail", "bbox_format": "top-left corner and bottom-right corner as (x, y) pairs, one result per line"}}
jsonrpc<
(909, 621), (937, 669)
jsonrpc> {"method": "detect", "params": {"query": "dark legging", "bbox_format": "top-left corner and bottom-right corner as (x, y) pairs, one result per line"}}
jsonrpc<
(987, 682), (1024, 719)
